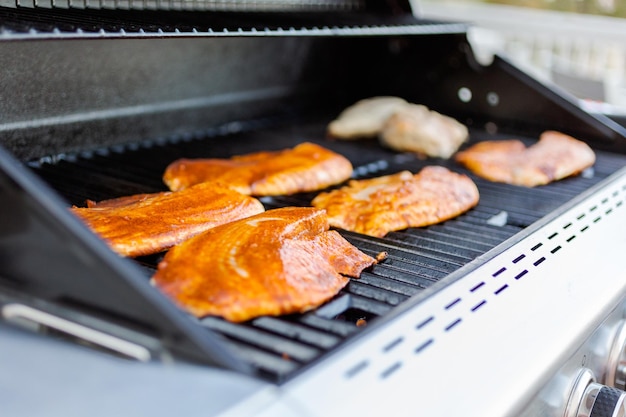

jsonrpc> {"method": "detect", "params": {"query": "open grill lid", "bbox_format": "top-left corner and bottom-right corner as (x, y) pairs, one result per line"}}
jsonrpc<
(1, 10), (624, 161)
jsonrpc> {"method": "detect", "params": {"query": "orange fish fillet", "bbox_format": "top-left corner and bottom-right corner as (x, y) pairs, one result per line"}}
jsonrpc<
(152, 207), (377, 322)
(311, 166), (479, 238)
(162, 142), (353, 195)
(71, 182), (265, 257)
(454, 130), (596, 187)
(85, 192), (168, 208)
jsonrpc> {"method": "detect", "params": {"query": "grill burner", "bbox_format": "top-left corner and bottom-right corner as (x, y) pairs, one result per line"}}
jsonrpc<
(27, 117), (626, 382)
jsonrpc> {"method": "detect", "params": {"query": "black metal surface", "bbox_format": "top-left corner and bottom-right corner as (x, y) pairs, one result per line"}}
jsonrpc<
(26, 118), (626, 382)
(0, 7), (455, 38)
(0, 0), (413, 13)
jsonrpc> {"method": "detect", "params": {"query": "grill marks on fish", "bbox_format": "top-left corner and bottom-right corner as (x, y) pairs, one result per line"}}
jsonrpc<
(311, 166), (480, 238)
(162, 142), (353, 196)
(152, 207), (377, 322)
(71, 182), (265, 257)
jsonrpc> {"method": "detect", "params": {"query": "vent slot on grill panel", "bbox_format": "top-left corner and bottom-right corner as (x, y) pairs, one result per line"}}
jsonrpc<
(26, 118), (626, 383)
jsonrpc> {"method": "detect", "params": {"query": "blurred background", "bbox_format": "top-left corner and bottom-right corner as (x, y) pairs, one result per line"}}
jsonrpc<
(418, 0), (626, 116)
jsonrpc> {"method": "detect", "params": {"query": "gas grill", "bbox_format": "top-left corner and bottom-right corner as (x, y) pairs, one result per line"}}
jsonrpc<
(3, 1), (626, 416)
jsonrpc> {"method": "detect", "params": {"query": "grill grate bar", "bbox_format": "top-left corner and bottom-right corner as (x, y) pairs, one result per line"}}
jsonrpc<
(367, 264), (445, 287)
(225, 343), (301, 379)
(201, 316), (322, 363)
(251, 316), (341, 350)
(292, 314), (360, 338)
(380, 233), (480, 262)
(356, 271), (424, 296)
(398, 229), (495, 253)
(439, 220), (519, 240)
(346, 280), (409, 307)
(425, 223), (510, 246)
(343, 233), (467, 272)
(84, 154), (169, 186)
(35, 160), (164, 203)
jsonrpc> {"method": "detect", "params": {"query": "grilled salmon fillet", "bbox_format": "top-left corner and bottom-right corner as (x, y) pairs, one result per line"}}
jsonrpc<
(454, 130), (596, 187)
(162, 142), (353, 195)
(85, 192), (168, 208)
(311, 166), (479, 238)
(71, 182), (265, 257)
(152, 207), (377, 322)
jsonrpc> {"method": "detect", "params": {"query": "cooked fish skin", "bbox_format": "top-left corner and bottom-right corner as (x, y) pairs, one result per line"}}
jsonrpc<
(311, 166), (480, 238)
(327, 96), (409, 139)
(71, 182), (265, 258)
(380, 104), (468, 158)
(152, 207), (376, 322)
(163, 142), (353, 196)
(454, 130), (596, 187)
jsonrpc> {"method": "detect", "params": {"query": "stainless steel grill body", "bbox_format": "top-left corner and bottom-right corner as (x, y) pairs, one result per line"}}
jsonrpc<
(2, 3), (626, 416)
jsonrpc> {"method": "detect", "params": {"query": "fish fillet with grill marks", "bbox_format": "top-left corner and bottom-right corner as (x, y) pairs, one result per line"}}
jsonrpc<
(71, 182), (265, 258)
(311, 166), (479, 238)
(163, 142), (353, 195)
(152, 207), (377, 322)
(454, 130), (596, 187)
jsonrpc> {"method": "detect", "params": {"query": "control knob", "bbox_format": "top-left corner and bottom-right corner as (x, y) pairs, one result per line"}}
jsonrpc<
(566, 369), (626, 417)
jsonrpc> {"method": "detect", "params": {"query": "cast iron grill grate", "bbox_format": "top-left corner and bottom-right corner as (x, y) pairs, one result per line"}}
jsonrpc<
(27, 118), (626, 382)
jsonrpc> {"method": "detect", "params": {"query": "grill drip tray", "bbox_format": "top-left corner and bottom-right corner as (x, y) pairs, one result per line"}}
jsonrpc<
(27, 119), (626, 382)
